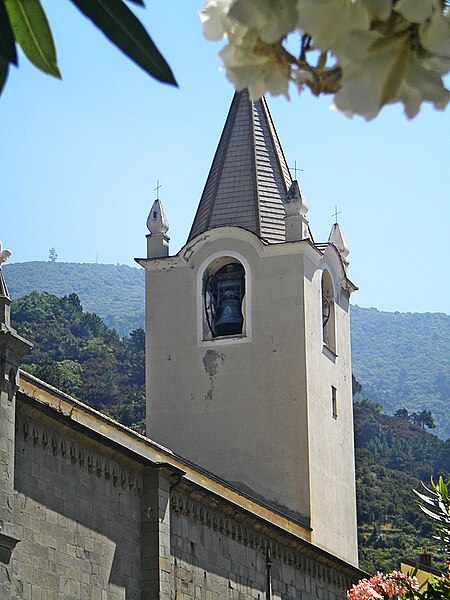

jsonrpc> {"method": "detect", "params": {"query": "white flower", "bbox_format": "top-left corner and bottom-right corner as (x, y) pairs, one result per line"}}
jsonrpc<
(199, 0), (235, 40)
(296, 0), (370, 51)
(395, 55), (450, 118)
(420, 8), (450, 74)
(200, 0), (450, 120)
(228, 0), (298, 44)
(360, 0), (392, 21)
(395, 0), (437, 23)
(220, 36), (291, 99)
(333, 30), (450, 119)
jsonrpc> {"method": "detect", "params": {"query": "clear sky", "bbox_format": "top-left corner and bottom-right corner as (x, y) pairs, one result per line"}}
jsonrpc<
(1, 1), (449, 314)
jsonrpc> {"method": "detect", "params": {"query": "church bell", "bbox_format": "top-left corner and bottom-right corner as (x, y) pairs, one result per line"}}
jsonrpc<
(215, 290), (243, 336)
(205, 263), (245, 337)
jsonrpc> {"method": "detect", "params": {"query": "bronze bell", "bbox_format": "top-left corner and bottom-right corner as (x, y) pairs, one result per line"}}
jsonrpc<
(215, 290), (243, 336)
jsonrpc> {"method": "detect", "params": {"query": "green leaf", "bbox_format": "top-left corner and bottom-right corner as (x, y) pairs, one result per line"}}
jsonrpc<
(0, 58), (9, 96)
(69, 0), (177, 86)
(5, 0), (61, 77)
(0, 1), (17, 65)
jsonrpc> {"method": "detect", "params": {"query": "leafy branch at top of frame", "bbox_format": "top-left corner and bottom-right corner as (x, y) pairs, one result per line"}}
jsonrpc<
(0, 0), (177, 97)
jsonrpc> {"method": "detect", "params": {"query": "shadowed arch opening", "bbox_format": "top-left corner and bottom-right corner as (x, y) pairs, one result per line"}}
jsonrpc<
(200, 256), (248, 341)
(322, 269), (336, 353)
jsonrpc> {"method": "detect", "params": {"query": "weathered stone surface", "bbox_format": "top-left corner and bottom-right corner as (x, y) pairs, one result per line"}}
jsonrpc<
(9, 405), (142, 600)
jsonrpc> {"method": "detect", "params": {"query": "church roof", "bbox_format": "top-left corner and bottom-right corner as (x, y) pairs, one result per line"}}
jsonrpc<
(187, 89), (292, 244)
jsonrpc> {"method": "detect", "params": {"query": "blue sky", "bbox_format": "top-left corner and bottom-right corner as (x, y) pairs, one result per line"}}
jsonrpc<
(1, 1), (449, 314)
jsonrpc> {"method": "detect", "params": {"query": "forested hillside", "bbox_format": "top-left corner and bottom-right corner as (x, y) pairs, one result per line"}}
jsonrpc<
(11, 291), (145, 430)
(4, 261), (450, 437)
(351, 305), (450, 439)
(10, 291), (450, 575)
(354, 399), (449, 573)
(4, 261), (144, 336)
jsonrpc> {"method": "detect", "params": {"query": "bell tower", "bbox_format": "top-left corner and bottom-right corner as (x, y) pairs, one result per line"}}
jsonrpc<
(137, 90), (358, 566)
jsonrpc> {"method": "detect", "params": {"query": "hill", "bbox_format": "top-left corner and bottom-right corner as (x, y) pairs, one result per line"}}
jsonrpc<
(354, 398), (449, 573)
(9, 291), (450, 575)
(4, 261), (449, 438)
(3, 261), (145, 337)
(11, 291), (145, 430)
(351, 305), (450, 440)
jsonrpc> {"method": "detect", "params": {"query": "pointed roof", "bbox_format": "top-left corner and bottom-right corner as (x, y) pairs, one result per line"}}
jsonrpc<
(188, 89), (292, 244)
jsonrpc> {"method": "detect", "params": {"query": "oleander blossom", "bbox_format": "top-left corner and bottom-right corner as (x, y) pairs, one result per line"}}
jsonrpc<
(347, 571), (420, 600)
(201, 0), (298, 99)
(200, 0), (450, 120)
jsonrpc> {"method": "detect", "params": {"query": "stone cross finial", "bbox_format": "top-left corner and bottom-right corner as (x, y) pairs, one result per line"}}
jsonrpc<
(290, 161), (303, 180)
(154, 180), (163, 199)
(332, 206), (341, 224)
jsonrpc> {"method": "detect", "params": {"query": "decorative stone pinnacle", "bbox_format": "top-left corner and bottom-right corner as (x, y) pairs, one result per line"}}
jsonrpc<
(328, 222), (349, 258)
(282, 181), (308, 217)
(0, 240), (11, 266)
(147, 199), (169, 235)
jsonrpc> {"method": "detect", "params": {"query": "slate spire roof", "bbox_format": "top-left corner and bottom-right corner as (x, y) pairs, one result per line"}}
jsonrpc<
(188, 89), (292, 244)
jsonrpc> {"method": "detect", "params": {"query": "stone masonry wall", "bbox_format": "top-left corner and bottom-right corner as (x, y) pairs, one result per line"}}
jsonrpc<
(2, 398), (360, 599)
(9, 403), (142, 600)
(170, 490), (352, 600)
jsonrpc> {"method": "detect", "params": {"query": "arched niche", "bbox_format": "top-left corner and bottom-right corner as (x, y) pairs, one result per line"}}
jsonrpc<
(198, 252), (251, 344)
(321, 269), (336, 354)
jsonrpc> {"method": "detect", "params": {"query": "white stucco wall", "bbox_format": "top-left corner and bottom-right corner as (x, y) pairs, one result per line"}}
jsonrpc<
(303, 253), (358, 565)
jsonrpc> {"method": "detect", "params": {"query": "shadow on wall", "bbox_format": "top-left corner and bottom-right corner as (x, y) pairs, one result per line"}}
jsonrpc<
(13, 403), (142, 598)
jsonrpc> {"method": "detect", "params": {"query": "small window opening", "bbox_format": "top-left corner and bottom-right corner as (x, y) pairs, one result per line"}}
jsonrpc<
(205, 262), (245, 338)
(332, 386), (338, 419)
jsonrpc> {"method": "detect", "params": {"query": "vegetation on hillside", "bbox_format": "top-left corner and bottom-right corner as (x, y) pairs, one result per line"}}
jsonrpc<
(354, 398), (449, 573)
(351, 305), (450, 439)
(12, 291), (145, 431)
(5, 262), (449, 437)
(10, 290), (450, 576)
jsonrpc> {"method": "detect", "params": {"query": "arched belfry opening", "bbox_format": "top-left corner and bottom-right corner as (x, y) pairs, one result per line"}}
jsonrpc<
(322, 269), (336, 353)
(202, 257), (246, 340)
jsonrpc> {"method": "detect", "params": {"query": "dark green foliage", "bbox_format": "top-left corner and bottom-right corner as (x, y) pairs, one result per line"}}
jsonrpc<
(411, 410), (436, 430)
(395, 408), (411, 421)
(69, 0), (176, 85)
(354, 400), (450, 573)
(11, 291), (145, 432)
(351, 305), (450, 439)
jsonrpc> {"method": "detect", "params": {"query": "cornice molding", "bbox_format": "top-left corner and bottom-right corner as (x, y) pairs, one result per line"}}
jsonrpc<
(16, 407), (142, 494)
